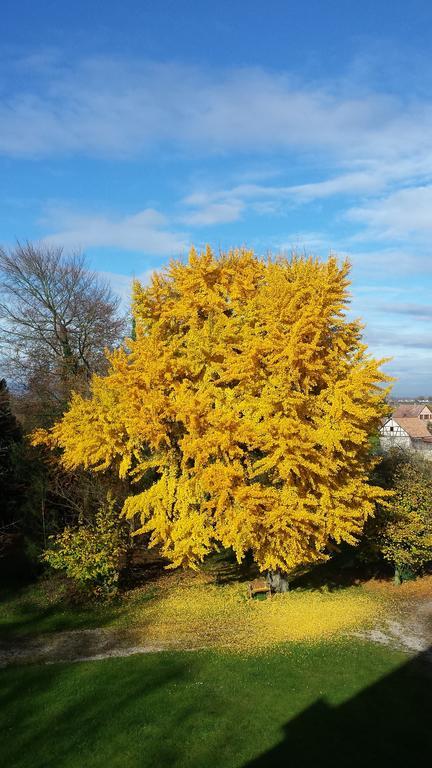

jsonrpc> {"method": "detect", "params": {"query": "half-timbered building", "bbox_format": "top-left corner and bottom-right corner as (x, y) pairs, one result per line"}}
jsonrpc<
(379, 411), (432, 458)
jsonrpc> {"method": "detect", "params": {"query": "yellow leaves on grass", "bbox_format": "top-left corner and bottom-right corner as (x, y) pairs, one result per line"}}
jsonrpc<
(126, 572), (380, 651)
(34, 247), (391, 573)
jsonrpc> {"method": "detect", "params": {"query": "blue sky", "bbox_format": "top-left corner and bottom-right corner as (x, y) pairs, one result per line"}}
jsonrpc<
(1, 0), (432, 395)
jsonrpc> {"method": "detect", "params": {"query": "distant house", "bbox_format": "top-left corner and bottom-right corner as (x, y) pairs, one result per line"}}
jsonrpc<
(392, 403), (432, 421)
(379, 403), (432, 459)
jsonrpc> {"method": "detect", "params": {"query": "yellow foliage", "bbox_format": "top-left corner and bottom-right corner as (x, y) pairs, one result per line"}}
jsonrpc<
(34, 247), (391, 572)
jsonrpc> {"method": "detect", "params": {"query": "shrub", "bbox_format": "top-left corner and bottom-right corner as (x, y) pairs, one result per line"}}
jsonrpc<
(43, 494), (128, 598)
(362, 451), (432, 581)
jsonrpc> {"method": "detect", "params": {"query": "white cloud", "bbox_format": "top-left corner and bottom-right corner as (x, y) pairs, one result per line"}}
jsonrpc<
(364, 326), (432, 351)
(179, 200), (244, 226)
(177, 164), (427, 228)
(275, 231), (334, 253)
(348, 185), (432, 239)
(382, 356), (432, 397)
(347, 245), (432, 275)
(289, 170), (388, 201)
(41, 206), (188, 255)
(2, 54), (432, 168)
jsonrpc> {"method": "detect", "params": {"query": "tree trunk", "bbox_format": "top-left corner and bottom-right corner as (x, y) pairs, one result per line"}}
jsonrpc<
(267, 569), (290, 593)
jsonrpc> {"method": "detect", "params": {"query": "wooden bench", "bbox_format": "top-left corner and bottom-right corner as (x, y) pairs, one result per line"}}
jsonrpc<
(248, 578), (271, 599)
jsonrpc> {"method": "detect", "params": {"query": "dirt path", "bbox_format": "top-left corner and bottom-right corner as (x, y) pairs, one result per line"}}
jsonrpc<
(0, 628), (173, 667)
(1, 596), (432, 667)
(353, 596), (432, 658)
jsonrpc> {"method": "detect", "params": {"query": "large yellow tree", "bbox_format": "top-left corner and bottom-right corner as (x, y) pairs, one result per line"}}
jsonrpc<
(34, 248), (390, 576)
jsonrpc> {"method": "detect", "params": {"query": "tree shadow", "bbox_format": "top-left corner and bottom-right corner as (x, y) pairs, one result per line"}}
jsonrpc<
(288, 551), (394, 593)
(0, 573), (120, 640)
(119, 549), (169, 590)
(242, 647), (432, 767)
(124, 546), (260, 588)
(203, 548), (260, 585)
(0, 651), (192, 767)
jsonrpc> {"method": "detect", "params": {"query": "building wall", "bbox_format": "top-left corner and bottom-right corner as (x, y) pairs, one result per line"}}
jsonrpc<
(379, 418), (412, 451)
(419, 406), (432, 420)
(379, 434), (412, 451)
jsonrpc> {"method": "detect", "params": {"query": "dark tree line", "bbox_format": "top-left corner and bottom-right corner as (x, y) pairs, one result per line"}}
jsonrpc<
(0, 379), (23, 532)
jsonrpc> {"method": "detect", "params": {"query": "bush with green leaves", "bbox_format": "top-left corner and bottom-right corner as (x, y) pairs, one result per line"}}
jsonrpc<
(363, 451), (432, 582)
(43, 495), (128, 597)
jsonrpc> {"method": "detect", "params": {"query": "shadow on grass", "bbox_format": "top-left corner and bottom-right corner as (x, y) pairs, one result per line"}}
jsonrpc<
(124, 546), (260, 588)
(0, 545), (405, 647)
(0, 644), (431, 768)
(200, 547), (391, 593)
(0, 652), (191, 767)
(0, 573), (120, 640)
(242, 647), (432, 767)
(288, 549), (394, 593)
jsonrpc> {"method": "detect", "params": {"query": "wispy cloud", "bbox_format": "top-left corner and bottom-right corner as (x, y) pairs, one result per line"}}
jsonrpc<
(177, 164), (432, 229)
(365, 326), (432, 350)
(2, 54), (432, 167)
(347, 185), (432, 240)
(347, 246), (432, 275)
(376, 302), (432, 320)
(179, 200), (244, 226)
(275, 231), (335, 253)
(41, 206), (188, 255)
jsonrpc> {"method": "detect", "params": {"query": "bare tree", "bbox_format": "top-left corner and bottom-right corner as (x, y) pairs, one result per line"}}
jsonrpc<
(0, 242), (127, 426)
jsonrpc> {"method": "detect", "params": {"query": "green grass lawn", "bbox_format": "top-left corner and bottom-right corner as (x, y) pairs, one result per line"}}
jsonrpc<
(1, 641), (430, 768)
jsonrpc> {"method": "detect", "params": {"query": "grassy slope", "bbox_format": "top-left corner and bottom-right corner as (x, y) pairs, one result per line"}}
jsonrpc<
(1, 641), (430, 768)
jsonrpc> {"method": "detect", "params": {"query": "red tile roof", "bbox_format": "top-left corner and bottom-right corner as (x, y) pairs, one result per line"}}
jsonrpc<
(394, 417), (432, 441)
(393, 403), (432, 418)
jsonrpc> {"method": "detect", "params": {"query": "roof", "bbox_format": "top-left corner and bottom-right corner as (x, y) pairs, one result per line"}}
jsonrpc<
(394, 417), (432, 441)
(393, 403), (432, 418)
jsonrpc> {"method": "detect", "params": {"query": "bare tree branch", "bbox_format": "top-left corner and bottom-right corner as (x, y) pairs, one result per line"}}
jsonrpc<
(0, 242), (127, 426)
